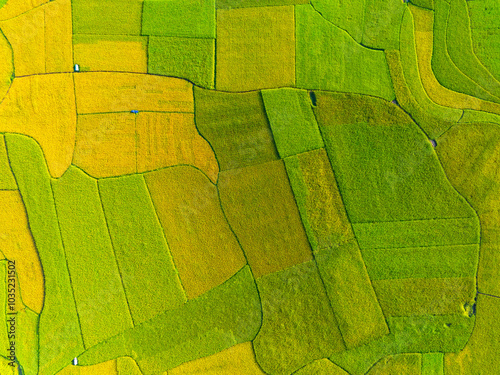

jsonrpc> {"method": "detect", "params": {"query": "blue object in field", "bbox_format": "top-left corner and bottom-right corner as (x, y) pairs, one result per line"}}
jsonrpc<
(74, 64), (80, 72)
(131, 110), (139, 114)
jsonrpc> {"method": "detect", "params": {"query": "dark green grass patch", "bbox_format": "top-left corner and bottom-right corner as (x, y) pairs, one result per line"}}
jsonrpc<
(313, 90), (411, 126)
(261, 88), (324, 159)
(295, 4), (395, 101)
(432, 0), (500, 104)
(72, 0), (143, 35)
(446, 0), (500, 100)
(148, 36), (214, 89)
(253, 260), (345, 375)
(5, 134), (83, 375)
(52, 166), (134, 348)
(142, 0), (215, 38)
(218, 160), (312, 278)
(331, 314), (474, 375)
(78, 266), (261, 374)
(314, 91), (475, 223)
(98, 174), (186, 325)
(0, 135), (16, 189)
(361, 244), (479, 280)
(316, 239), (389, 349)
(194, 87), (279, 171)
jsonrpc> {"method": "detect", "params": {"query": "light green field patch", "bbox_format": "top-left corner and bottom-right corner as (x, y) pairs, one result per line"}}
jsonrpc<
(459, 109), (500, 124)
(331, 314), (474, 375)
(296, 4), (395, 101)
(468, 0), (500, 82)
(446, 0), (500, 100)
(422, 353), (444, 375)
(314, 92), (475, 223)
(5, 134), (83, 375)
(284, 148), (352, 252)
(366, 353), (421, 375)
(77, 266), (261, 375)
(316, 239), (389, 349)
(372, 277), (476, 317)
(142, 0), (215, 38)
(445, 295), (500, 374)
(98, 174), (186, 325)
(385, 50), (456, 139)
(435, 122), (500, 214)
(432, 0), (500, 103)
(194, 87), (279, 171)
(284, 148), (388, 349)
(399, 9), (463, 126)
(436, 122), (500, 296)
(218, 160), (313, 278)
(117, 357), (143, 375)
(254, 260), (345, 375)
(361, 0), (405, 50)
(352, 218), (479, 250)
(52, 166), (134, 348)
(0, 135), (16, 189)
(16, 308), (39, 375)
(72, 0), (143, 35)
(262, 88), (324, 158)
(410, 0), (434, 10)
(361, 244), (479, 280)
(295, 359), (349, 375)
(310, 0), (365, 42)
(217, 0), (308, 8)
(148, 36), (214, 89)
(470, 28), (500, 83)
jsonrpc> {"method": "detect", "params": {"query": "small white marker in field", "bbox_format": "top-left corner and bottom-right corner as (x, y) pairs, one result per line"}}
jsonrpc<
(74, 64), (80, 72)
(72, 357), (78, 366)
